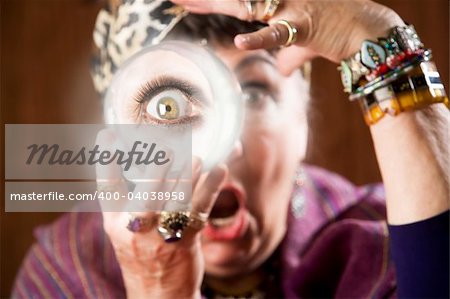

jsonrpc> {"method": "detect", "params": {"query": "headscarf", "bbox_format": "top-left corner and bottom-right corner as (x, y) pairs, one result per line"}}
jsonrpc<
(90, 0), (187, 96)
(90, 0), (311, 96)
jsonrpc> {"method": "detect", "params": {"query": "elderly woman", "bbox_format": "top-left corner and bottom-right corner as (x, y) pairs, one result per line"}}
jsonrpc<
(13, 0), (449, 298)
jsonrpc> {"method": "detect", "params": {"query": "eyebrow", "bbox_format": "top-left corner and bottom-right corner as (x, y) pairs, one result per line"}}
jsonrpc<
(234, 55), (276, 73)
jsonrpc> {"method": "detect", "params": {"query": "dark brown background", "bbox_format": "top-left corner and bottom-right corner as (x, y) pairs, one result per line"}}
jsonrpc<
(1, 0), (448, 296)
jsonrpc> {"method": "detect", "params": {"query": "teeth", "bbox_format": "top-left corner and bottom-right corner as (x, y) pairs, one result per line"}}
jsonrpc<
(209, 214), (237, 227)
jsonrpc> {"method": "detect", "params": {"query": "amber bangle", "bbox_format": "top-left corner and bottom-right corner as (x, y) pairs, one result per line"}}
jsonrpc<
(359, 90), (449, 125)
(358, 61), (449, 125)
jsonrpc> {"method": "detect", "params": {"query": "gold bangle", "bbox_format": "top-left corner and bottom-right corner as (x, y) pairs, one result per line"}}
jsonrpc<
(361, 93), (449, 125)
(358, 62), (449, 125)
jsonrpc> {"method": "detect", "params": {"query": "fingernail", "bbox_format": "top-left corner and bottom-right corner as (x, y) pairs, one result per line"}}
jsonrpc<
(235, 35), (252, 48)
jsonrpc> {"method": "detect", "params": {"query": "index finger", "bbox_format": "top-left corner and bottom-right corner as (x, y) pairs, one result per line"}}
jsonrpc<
(95, 129), (128, 213)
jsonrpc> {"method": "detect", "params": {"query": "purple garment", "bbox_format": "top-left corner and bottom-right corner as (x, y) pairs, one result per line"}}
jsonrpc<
(280, 166), (396, 298)
(12, 165), (397, 298)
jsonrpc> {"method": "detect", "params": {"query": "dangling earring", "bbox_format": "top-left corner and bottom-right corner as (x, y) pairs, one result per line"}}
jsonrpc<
(291, 167), (306, 219)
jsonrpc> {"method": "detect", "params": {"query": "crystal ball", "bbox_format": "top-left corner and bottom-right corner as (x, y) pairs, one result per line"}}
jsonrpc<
(103, 41), (244, 173)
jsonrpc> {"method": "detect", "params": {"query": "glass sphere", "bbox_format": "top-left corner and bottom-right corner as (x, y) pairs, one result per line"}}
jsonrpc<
(103, 41), (244, 172)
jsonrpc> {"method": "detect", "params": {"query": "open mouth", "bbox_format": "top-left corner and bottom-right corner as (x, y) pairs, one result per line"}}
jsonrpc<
(209, 189), (241, 227)
(203, 186), (249, 241)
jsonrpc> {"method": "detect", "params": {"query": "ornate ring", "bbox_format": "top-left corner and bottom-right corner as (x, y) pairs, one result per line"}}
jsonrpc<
(275, 20), (298, 47)
(157, 211), (190, 243)
(262, 0), (281, 22)
(188, 211), (208, 230)
(126, 213), (153, 233)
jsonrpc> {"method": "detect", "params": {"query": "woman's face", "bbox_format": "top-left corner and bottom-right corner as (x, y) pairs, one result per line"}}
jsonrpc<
(202, 46), (309, 277)
(110, 44), (310, 277)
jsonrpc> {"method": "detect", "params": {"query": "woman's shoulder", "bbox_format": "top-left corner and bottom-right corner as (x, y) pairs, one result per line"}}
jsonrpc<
(280, 165), (396, 298)
(302, 164), (387, 221)
(285, 164), (389, 253)
(12, 213), (124, 298)
(287, 164), (388, 250)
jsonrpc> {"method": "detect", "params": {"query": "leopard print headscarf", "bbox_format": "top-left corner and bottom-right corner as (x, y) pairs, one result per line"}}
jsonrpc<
(91, 0), (188, 96)
(90, 0), (311, 96)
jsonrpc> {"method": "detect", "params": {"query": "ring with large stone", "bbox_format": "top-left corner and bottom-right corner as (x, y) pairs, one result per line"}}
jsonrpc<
(157, 211), (190, 243)
(126, 213), (153, 233)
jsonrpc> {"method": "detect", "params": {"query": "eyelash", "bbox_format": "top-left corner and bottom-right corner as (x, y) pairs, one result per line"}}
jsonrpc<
(133, 76), (202, 128)
(134, 76), (200, 104)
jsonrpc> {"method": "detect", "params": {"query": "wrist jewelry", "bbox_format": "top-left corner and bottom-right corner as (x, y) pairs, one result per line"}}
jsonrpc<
(340, 24), (424, 93)
(358, 61), (449, 124)
(339, 24), (449, 125)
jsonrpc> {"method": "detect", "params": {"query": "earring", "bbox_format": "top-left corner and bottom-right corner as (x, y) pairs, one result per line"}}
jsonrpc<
(291, 167), (306, 219)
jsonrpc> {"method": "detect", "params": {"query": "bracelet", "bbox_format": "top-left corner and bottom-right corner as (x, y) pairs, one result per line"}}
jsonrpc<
(357, 61), (449, 125)
(349, 49), (431, 101)
(340, 24), (448, 125)
(340, 24), (425, 94)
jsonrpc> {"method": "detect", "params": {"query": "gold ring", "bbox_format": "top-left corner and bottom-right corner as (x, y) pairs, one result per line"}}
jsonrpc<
(275, 19), (298, 47)
(188, 211), (208, 230)
(262, 0), (280, 22)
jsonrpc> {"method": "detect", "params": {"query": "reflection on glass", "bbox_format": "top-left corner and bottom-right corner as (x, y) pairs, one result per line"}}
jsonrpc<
(103, 41), (244, 171)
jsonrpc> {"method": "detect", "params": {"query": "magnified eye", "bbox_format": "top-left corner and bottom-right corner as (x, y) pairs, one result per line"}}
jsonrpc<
(134, 77), (204, 127)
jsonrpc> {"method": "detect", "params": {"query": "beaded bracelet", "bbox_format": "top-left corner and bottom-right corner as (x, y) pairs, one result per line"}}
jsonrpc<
(340, 25), (449, 125)
(349, 49), (431, 101)
(340, 25), (425, 93)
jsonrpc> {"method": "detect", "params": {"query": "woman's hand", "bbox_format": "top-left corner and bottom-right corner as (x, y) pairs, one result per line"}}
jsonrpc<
(95, 129), (228, 299)
(172, 0), (449, 225)
(171, 0), (404, 75)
